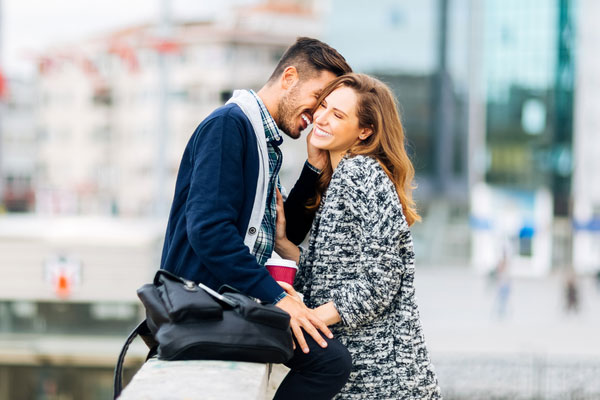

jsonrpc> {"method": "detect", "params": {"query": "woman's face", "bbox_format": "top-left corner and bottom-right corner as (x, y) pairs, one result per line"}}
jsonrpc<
(309, 86), (366, 155)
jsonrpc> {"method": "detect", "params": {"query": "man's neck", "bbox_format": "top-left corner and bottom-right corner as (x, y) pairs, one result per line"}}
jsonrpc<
(256, 85), (278, 121)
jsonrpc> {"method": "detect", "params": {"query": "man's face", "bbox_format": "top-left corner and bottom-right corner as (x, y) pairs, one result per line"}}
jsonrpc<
(276, 70), (338, 139)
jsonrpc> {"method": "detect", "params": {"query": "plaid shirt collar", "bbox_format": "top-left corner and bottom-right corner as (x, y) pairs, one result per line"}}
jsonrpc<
(250, 90), (283, 146)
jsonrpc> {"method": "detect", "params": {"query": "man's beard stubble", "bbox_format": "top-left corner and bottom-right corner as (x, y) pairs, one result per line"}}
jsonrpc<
(276, 85), (302, 139)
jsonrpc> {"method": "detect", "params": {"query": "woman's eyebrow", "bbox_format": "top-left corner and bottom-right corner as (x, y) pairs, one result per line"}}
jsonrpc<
(332, 107), (348, 117)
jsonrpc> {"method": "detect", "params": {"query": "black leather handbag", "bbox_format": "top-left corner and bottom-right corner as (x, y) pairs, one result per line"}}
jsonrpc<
(113, 269), (294, 398)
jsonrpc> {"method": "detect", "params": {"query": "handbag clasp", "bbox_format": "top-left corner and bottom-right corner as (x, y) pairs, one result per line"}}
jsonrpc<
(183, 280), (197, 291)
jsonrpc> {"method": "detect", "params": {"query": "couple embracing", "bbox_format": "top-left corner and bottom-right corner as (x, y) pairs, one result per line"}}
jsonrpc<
(160, 37), (442, 399)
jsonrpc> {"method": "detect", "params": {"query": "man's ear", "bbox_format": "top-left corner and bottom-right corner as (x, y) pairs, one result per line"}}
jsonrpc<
(280, 66), (299, 90)
(359, 128), (373, 141)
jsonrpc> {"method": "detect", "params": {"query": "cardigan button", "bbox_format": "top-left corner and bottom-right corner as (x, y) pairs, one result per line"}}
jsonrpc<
(248, 227), (257, 235)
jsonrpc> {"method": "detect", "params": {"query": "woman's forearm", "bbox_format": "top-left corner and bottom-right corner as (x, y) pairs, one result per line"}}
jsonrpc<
(274, 238), (300, 264)
(314, 301), (342, 326)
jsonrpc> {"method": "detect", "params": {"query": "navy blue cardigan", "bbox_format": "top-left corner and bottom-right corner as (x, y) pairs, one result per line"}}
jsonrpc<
(160, 103), (316, 303)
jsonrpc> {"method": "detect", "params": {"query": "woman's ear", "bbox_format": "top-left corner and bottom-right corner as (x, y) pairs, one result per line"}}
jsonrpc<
(359, 128), (373, 141)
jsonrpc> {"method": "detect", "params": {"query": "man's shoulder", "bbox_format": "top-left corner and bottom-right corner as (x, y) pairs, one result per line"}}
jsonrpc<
(188, 103), (258, 158)
(204, 103), (251, 127)
(191, 103), (255, 145)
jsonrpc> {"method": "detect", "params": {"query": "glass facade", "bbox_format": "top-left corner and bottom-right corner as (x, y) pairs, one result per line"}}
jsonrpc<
(325, 0), (471, 199)
(321, 0), (473, 265)
(483, 0), (575, 215)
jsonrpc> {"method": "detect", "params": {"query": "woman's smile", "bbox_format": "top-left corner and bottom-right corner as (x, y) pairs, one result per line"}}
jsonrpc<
(313, 126), (333, 138)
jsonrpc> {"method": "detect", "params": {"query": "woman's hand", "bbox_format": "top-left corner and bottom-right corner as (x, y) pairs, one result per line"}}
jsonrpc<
(275, 188), (300, 263)
(313, 302), (342, 327)
(306, 128), (328, 170)
(275, 188), (288, 245)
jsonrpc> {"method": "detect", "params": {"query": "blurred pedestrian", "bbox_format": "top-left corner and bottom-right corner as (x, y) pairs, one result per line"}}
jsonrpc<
(493, 242), (512, 319)
(564, 269), (579, 314)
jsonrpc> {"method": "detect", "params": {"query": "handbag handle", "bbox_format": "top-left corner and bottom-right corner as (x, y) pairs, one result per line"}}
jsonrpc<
(113, 320), (156, 399)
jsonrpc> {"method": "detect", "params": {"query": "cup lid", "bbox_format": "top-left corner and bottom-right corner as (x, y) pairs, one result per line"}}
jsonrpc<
(265, 258), (297, 269)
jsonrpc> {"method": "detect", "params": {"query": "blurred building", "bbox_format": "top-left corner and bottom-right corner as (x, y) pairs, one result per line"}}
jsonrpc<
(320, 0), (592, 275)
(0, 215), (163, 399)
(0, 2), (323, 398)
(572, 0), (600, 274)
(34, 1), (321, 217)
(322, 0), (470, 198)
(0, 77), (37, 213)
(317, 0), (472, 265)
(471, 0), (577, 276)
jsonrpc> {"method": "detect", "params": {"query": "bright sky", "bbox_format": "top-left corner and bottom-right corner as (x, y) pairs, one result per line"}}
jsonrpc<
(2, 0), (257, 77)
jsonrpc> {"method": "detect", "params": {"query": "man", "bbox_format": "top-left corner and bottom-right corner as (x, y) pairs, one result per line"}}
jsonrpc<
(160, 37), (352, 399)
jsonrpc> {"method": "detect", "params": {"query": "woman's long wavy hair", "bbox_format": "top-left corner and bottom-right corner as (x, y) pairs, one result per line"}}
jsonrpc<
(307, 73), (421, 226)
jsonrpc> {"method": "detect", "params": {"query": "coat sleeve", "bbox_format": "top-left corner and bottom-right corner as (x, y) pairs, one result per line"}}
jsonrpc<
(184, 110), (285, 303)
(284, 161), (320, 245)
(331, 161), (411, 329)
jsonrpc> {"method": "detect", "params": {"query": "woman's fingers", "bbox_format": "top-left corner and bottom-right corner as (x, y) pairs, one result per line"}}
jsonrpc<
(275, 188), (287, 240)
(276, 188), (284, 215)
(306, 128), (328, 170)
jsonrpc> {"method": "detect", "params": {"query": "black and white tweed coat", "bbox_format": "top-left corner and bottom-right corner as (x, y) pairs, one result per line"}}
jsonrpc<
(295, 155), (442, 399)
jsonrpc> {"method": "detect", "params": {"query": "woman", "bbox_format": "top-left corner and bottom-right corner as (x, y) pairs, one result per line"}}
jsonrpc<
(274, 73), (442, 399)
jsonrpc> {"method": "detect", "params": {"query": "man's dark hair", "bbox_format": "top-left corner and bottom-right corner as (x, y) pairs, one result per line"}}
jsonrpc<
(268, 37), (351, 83)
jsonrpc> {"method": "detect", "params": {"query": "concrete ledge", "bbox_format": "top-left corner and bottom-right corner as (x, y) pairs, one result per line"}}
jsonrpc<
(119, 358), (272, 400)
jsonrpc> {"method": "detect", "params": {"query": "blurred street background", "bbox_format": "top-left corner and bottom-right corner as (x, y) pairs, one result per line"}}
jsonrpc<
(0, 0), (598, 399)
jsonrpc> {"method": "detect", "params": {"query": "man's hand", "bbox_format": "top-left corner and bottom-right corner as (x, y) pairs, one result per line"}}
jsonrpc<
(277, 281), (303, 302)
(275, 294), (333, 353)
(306, 128), (328, 170)
(280, 281), (341, 327)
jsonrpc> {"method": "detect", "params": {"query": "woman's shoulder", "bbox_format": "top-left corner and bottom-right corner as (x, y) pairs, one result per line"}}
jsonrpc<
(334, 154), (407, 225)
(338, 154), (378, 176)
(336, 155), (391, 190)
(339, 153), (378, 168)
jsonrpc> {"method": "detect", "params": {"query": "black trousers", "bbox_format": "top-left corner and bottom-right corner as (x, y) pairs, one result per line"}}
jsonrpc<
(273, 332), (352, 400)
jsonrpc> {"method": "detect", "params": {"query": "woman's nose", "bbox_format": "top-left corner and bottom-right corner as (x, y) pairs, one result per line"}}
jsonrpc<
(314, 110), (326, 124)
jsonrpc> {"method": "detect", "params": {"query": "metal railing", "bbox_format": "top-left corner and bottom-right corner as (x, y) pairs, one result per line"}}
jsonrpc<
(434, 354), (600, 400)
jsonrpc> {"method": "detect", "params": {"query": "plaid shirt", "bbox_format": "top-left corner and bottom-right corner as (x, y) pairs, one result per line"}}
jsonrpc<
(249, 90), (283, 269)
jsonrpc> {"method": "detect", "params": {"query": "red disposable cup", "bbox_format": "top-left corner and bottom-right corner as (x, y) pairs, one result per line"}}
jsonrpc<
(265, 258), (298, 286)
